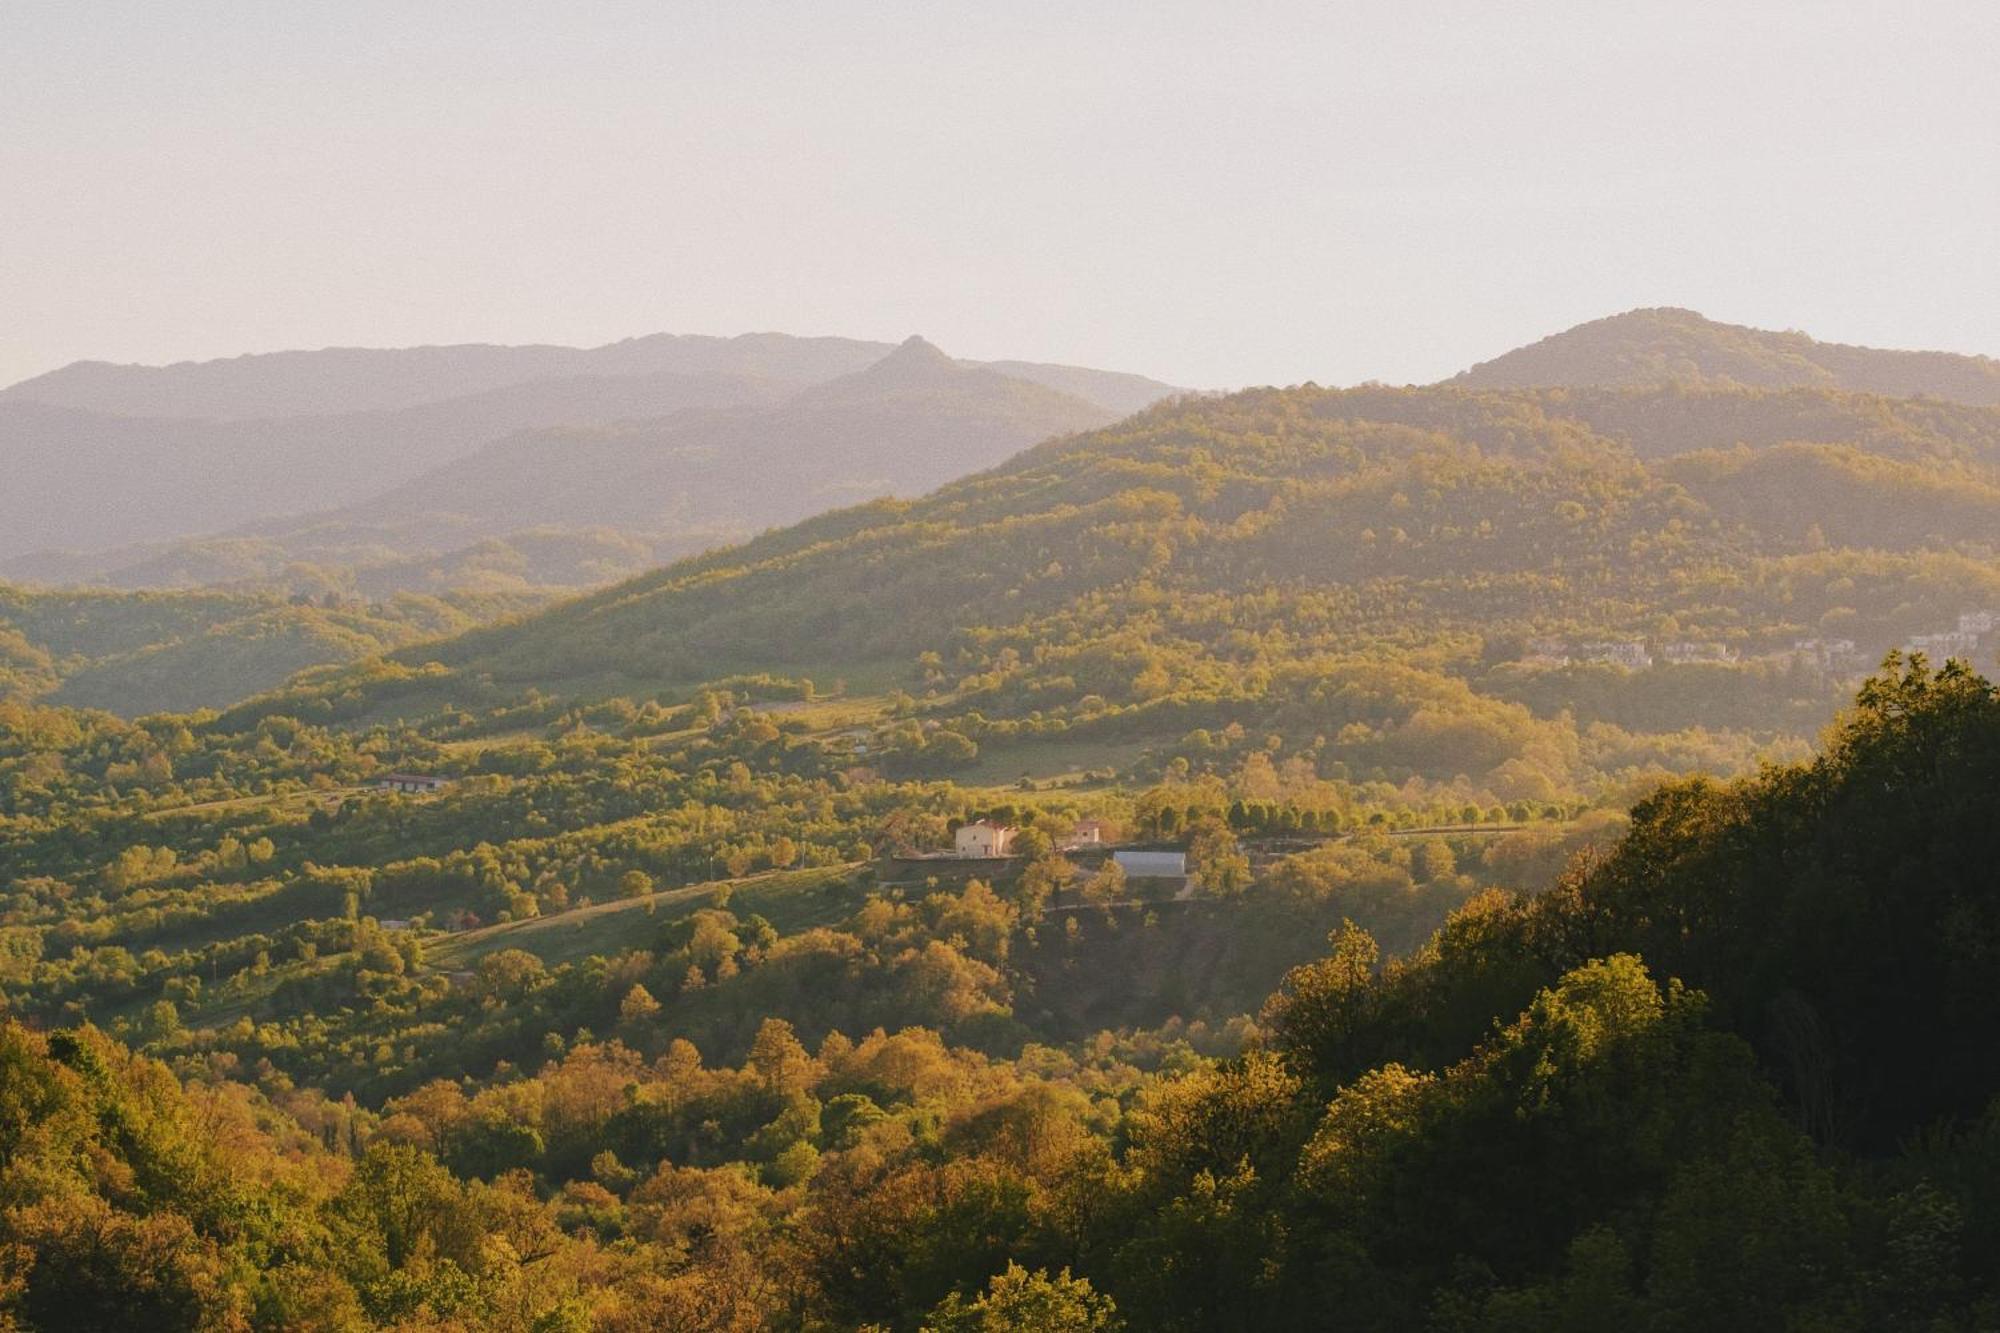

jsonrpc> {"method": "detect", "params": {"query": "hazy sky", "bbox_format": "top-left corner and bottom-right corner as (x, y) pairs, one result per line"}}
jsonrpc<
(4, 1), (1997, 392)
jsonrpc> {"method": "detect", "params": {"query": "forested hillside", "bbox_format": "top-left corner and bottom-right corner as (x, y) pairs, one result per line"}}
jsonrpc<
(309, 379), (1999, 811)
(4, 658), (1999, 1327)
(5, 525), (694, 604)
(0, 584), (546, 716)
(1451, 307), (2000, 402)
(421, 379), (2000, 675)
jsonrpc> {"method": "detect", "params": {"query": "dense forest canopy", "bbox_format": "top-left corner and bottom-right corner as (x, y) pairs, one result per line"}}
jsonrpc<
(413, 378), (2000, 684)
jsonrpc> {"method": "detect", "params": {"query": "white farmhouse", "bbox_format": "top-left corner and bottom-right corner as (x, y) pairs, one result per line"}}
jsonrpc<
(954, 820), (1016, 858)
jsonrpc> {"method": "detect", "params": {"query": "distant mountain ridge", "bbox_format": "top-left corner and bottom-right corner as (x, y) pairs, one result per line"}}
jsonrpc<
(1449, 307), (2000, 403)
(0, 332), (1182, 571)
(0, 333), (888, 419)
(2, 335), (1149, 595)
(24, 307), (2000, 720)
(0, 371), (786, 559)
(214, 336), (1120, 549)
(1, 331), (1179, 421)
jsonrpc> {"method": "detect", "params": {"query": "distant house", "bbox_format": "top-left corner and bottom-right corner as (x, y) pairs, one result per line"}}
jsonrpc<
(1793, 637), (1864, 673)
(1113, 850), (1186, 878)
(1064, 819), (1108, 849)
(376, 773), (450, 794)
(1660, 641), (1733, 665)
(954, 820), (1016, 858)
(1521, 637), (1572, 667)
(1578, 641), (1653, 670)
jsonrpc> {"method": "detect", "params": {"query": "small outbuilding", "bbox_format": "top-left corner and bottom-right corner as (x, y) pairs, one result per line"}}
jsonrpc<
(376, 773), (450, 794)
(1114, 850), (1186, 878)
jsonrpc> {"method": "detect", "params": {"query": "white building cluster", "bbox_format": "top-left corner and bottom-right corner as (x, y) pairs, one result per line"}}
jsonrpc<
(1520, 613), (1996, 677)
(1904, 612), (1998, 663)
(1520, 638), (1735, 671)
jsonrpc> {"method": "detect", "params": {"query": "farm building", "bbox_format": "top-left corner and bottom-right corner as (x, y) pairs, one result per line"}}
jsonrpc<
(1113, 849), (1193, 897)
(954, 820), (1016, 858)
(1114, 850), (1186, 878)
(376, 773), (450, 794)
(1064, 819), (1108, 849)
(1577, 641), (1652, 670)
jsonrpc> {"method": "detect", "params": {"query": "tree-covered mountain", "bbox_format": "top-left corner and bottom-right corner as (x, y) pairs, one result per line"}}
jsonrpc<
(1449, 306), (2000, 403)
(2, 523), (694, 603)
(394, 381), (2000, 744)
(0, 583), (545, 716)
(9, 314), (2000, 1325)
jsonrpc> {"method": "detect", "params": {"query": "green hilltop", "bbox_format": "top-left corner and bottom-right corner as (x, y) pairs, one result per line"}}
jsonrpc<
(1451, 305), (2000, 402)
(0, 583), (547, 716)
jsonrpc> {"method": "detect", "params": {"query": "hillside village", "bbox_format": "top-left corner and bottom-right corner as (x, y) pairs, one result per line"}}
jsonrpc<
(1518, 610), (1999, 677)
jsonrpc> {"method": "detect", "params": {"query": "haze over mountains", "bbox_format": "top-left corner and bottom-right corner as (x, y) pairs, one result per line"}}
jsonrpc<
(0, 330), (1173, 711)
(12, 307), (1997, 596)
(0, 331), (1178, 579)
(309, 337), (1120, 548)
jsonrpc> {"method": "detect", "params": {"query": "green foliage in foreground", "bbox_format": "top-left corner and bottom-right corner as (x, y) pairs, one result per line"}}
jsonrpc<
(1, 660), (1999, 1328)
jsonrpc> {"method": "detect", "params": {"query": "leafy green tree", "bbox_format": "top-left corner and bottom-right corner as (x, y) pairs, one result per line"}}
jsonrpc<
(923, 1263), (1121, 1332)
